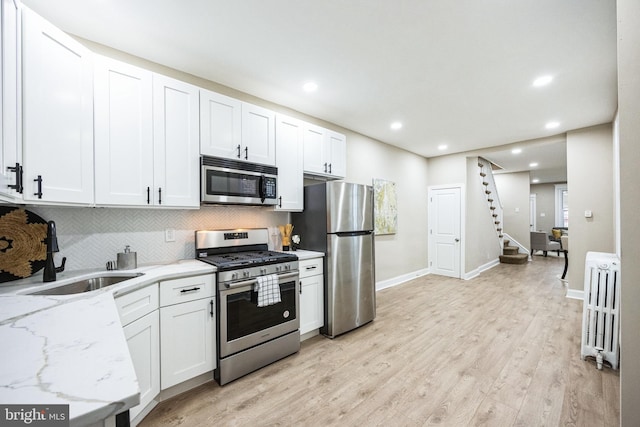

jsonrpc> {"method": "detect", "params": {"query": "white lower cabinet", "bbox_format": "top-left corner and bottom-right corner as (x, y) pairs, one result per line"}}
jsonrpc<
(123, 311), (160, 421)
(115, 284), (160, 423)
(159, 275), (216, 390)
(299, 257), (324, 336)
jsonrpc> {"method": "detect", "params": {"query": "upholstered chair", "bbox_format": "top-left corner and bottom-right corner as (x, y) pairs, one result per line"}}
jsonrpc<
(530, 231), (562, 257)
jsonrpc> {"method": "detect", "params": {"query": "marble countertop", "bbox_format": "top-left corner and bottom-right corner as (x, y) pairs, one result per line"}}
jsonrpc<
(0, 260), (214, 427)
(279, 249), (324, 260)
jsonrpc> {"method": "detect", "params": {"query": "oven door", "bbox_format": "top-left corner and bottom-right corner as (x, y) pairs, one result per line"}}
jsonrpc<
(219, 271), (299, 358)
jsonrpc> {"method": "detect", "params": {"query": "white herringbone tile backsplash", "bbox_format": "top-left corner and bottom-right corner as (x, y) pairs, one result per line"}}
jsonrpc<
(30, 206), (289, 272)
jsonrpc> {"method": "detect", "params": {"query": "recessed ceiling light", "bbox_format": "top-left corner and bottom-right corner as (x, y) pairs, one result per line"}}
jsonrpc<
(437, 144), (448, 151)
(529, 162), (539, 167)
(390, 122), (403, 130)
(511, 148), (522, 154)
(532, 178), (540, 183)
(533, 75), (553, 87)
(545, 121), (560, 129)
(303, 82), (318, 92)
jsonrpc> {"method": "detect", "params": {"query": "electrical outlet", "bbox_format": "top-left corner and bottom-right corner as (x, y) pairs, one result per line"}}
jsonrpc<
(165, 228), (176, 242)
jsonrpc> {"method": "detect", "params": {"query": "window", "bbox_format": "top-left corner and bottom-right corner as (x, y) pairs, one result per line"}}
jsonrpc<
(555, 184), (568, 227)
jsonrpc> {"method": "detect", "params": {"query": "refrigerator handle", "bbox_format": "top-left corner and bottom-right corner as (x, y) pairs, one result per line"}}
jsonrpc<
(335, 230), (373, 237)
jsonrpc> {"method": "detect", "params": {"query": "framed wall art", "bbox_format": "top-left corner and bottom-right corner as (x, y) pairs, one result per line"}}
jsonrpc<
(373, 179), (397, 235)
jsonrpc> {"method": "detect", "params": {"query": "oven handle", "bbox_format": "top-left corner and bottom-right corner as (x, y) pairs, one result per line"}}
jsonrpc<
(221, 271), (299, 291)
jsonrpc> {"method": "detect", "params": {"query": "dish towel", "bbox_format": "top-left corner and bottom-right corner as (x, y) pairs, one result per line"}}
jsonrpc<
(255, 274), (281, 307)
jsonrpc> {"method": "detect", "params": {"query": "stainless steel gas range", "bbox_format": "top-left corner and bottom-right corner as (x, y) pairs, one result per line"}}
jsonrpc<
(195, 228), (300, 385)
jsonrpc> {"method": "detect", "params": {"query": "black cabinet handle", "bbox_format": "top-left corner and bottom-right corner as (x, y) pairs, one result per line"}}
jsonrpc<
(278, 196), (282, 208)
(210, 300), (214, 317)
(7, 163), (23, 193)
(323, 162), (328, 173)
(180, 287), (201, 293)
(34, 175), (43, 199)
(237, 144), (241, 158)
(158, 187), (162, 205)
(146, 186), (150, 204)
(328, 163), (332, 174)
(299, 281), (302, 294)
(244, 146), (248, 160)
(17, 164), (23, 193)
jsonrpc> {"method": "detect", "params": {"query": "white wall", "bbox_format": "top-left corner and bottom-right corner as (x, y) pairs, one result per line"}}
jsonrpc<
(465, 157), (502, 273)
(530, 182), (564, 233)
(427, 154), (503, 276)
(565, 124), (614, 292)
(617, 0), (640, 421)
(494, 172), (532, 250)
(343, 132), (430, 283)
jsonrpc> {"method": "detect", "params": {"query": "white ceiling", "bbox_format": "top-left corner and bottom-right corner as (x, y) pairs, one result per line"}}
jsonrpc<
(21, 0), (617, 183)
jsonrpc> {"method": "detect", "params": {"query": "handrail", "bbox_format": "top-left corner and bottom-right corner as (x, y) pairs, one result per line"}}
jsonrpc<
(502, 233), (530, 257)
(477, 157), (504, 246)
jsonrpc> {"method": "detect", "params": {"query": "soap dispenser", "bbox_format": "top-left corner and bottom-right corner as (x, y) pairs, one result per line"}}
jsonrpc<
(116, 245), (137, 270)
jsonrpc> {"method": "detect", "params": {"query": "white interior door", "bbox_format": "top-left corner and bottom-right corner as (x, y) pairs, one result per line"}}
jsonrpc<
(429, 187), (462, 278)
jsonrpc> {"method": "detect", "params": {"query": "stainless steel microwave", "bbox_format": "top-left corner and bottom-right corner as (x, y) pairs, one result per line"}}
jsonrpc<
(201, 156), (278, 205)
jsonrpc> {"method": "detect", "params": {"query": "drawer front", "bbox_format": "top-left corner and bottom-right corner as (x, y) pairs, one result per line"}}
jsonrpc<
(299, 257), (324, 279)
(160, 274), (215, 307)
(116, 283), (159, 326)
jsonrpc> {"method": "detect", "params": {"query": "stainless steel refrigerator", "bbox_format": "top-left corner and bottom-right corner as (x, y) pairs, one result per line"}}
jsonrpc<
(291, 181), (376, 338)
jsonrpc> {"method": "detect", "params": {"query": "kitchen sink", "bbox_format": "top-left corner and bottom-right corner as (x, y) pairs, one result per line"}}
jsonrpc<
(30, 273), (144, 295)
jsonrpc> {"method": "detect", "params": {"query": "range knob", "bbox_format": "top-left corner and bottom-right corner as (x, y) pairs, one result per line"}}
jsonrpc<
(231, 272), (239, 280)
(243, 270), (250, 278)
(260, 268), (267, 275)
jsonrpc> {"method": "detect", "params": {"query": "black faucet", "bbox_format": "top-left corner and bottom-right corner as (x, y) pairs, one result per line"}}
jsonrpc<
(43, 220), (67, 282)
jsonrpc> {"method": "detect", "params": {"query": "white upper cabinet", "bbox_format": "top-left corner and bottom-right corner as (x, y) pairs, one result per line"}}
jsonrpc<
(200, 89), (275, 166)
(241, 103), (275, 165)
(0, 0), (22, 201)
(326, 130), (346, 178)
(199, 90), (241, 159)
(94, 56), (153, 206)
(94, 59), (199, 208)
(274, 114), (304, 211)
(152, 74), (200, 207)
(22, 7), (94, 204)
(302, 123), (346, 179)
(302, 124), (327, 176)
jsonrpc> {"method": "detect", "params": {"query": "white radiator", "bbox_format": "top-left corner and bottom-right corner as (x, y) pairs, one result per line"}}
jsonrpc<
(581, 252), (620, 369)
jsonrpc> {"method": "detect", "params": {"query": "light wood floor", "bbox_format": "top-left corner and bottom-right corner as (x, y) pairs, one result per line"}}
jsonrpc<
(140, 255), (620, 426)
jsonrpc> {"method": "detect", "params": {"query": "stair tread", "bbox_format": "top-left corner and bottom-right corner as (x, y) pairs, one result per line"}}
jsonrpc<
(499, 254), (528, 265)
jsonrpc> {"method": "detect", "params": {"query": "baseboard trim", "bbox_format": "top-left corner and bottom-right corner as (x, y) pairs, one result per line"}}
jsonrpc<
(566, 288), (584, 300)
(376, 268), (430, 291)
(300, 329), (320, 342)
(464, 258), (500, 280)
